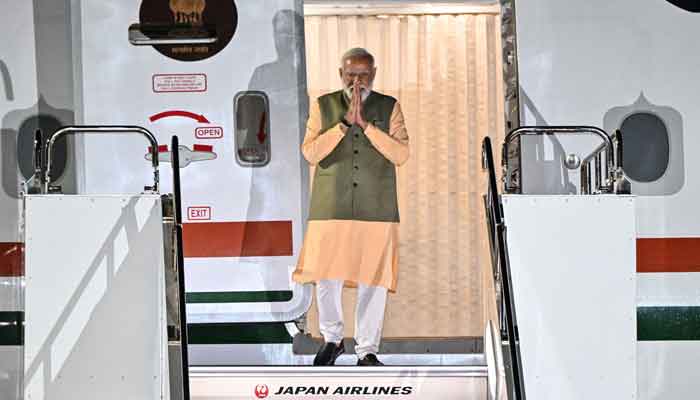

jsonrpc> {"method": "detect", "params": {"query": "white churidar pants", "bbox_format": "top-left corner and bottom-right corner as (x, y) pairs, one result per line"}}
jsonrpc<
(316, 279), (388, 359)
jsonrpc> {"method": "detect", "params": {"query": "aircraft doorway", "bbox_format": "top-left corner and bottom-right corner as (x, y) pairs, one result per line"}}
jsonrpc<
(301, 0), (504, 357)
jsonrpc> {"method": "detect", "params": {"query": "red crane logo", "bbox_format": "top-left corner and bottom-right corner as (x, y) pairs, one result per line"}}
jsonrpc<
(254, 384), (269, 399)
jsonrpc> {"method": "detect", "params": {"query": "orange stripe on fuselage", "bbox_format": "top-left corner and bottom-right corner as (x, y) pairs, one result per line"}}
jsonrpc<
(637, 238), (700, 273)
(4, 237), (697, 273)
(0, 243), (23, 277)
(182, 221), (293, 258)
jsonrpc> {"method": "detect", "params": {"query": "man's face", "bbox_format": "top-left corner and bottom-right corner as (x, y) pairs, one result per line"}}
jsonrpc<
(339, 57), (376, 92)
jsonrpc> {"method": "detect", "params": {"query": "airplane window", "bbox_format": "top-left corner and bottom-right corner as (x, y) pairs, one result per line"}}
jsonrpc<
(234, 91), (271, 167)
(619, 112), (670, 182)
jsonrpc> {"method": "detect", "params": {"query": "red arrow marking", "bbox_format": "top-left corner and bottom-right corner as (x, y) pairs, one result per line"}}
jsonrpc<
(257, 112), (267, 144)
(149, 110), (210, 123)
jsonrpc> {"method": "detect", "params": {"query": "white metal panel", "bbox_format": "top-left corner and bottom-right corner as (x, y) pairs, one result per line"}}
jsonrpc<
(189, 366), (487, 400)
(0, 278), (23, 311)
(637, 342), (700, 400)
(637, 273), (700, 307)
(0, 347), (21, 400)
(74, 0), (311, 323)
(23, 195), (167, 400)
(502, 195), (637, 399)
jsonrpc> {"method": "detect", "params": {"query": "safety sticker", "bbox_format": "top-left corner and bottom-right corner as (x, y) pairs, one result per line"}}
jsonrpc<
(187, 206), (211, 221)
(195, 126), (223, 139)
(153, 74), (207, 93)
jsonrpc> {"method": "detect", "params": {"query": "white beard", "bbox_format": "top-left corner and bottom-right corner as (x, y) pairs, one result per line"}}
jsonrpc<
(344, 86), (371, 102)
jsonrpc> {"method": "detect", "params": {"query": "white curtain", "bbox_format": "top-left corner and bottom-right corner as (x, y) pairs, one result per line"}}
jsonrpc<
(304, 9), (504, 337)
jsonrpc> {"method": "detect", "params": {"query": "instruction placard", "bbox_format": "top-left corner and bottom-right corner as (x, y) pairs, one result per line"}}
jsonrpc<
(195, 126), (224, 139)
(188, 206), (212, 221)
(152, 74), (207, 93)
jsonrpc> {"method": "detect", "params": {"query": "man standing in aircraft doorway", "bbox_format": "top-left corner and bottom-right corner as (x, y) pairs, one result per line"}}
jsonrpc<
(293, 48), (410, 366)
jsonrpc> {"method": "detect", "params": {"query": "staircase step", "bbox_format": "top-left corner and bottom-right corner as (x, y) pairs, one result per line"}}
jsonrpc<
(190, 366), (488, 400)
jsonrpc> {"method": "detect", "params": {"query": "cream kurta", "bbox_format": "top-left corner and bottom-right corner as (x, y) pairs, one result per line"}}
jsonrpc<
(293, 95), (409, 291)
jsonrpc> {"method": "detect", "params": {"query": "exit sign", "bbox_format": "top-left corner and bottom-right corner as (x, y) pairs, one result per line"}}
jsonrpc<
(187, 206), (211, 221)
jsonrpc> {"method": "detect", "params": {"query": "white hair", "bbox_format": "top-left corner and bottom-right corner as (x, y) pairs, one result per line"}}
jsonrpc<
(341, 47), (375, 67)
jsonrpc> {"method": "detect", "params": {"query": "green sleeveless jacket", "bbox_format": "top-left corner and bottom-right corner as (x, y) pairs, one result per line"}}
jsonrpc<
(309, 90), (400, 222)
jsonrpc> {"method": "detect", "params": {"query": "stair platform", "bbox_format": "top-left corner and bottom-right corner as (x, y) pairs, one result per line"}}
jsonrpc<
(190, 364), (489, 399)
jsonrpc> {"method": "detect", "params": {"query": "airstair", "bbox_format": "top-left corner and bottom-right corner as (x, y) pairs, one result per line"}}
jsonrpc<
(19, 126), (522, 400)
(16, 123), (638, 400)
(183, 136), (524, 400)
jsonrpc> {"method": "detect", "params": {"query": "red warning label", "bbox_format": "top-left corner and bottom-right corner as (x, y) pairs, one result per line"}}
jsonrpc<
(195, 126), (223, 139)
(187, 206), (211, 221)
(153, 74), (207, 93)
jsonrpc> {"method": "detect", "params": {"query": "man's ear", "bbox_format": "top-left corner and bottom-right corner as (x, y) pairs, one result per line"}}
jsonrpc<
(371, 67), (377, 81)
(339, 68), (344, 80)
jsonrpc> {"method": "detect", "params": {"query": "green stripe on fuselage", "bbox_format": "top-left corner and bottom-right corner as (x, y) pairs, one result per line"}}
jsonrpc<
(188, 322), (292, 344)
(637, 306), (700, 341)
(0, 312), (23, 346)
(1, 308), (699, 346)
(185, 291), (293, 304)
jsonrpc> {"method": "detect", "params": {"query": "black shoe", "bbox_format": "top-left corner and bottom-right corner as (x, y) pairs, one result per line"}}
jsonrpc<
(313, 340), (345, 366)
(357, 354), (384, 366)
